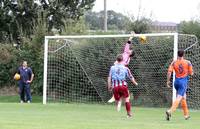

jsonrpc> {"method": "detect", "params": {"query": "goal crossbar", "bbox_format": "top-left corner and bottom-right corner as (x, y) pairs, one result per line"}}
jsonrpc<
(45, 33), (178, 39)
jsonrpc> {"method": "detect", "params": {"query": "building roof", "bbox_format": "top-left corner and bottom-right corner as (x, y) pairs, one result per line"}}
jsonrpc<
(152, 21), (177, 27)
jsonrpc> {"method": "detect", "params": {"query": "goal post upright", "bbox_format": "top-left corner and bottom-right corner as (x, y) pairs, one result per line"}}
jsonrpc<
(43, 37), (48, 104)
(172, 33), (178, 103)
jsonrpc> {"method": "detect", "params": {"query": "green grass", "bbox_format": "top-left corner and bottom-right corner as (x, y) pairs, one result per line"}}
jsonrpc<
(0, 95), (42, 103)
(0, 103), (199, 129)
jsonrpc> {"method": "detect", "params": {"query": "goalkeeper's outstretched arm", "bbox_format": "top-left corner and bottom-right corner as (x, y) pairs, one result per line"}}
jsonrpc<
(124, 31), (135, 52)
(128, 31), (135, 42)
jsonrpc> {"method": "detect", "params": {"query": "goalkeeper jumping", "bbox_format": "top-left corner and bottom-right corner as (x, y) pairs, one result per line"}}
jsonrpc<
(108, 32), (135, 110)
(114, 31), (135, 66)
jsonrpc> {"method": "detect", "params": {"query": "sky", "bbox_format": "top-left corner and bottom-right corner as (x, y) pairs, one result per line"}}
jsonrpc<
(92, 0), (200, 23)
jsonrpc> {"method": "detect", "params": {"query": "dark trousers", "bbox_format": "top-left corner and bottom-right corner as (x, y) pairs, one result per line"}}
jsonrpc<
(18, 82), (32, 102)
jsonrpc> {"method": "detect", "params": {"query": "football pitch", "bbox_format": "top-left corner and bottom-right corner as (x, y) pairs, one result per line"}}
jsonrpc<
(0, 103), (199, 129)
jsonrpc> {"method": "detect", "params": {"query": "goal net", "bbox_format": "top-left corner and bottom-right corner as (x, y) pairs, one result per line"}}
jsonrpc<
(43, 33), (200, 109)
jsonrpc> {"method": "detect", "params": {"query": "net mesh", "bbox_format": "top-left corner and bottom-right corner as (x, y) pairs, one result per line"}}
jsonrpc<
(178, 34), (200, 109)
(47, 40), (102, 103)
(46, 34), (200, 109)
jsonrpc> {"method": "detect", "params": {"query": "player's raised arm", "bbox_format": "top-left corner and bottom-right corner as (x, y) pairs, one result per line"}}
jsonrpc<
(128, 31), (135, 42)
(123, 31), (135, 53)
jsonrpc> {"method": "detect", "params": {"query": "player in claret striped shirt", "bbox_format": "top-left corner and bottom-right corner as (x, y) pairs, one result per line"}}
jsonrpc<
(108, 54), (138, 118)
(108, 32), (135, 110)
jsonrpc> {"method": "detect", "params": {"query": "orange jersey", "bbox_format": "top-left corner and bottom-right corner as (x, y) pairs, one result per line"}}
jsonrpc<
(168, 59), (193, 78)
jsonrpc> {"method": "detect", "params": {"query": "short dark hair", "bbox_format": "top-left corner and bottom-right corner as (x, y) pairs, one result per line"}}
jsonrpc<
(116, 54), (123, 62)
(178, 49), (184, 57)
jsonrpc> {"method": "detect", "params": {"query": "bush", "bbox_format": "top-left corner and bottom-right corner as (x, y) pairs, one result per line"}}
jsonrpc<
(0, 24), (45, 95)
(0, 44), (20, 87)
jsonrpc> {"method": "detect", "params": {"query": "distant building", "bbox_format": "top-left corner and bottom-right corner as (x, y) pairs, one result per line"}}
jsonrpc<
(150, 21), (178, 32)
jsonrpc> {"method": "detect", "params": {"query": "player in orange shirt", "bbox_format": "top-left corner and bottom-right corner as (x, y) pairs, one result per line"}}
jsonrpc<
(166, 49), (193, 121)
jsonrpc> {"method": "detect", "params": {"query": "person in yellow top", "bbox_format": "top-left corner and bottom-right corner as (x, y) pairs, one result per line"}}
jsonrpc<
(166, 49), (193, 121)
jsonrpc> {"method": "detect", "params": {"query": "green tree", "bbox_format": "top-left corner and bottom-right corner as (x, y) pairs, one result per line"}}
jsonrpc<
(0, 0), (39, 42)
(127, 17), (152, 33)
(85, 11), (102, 30)
(85, 10), (131, 30)
(41, 0), (95, 33)
(178, 21), (200, 39)
(0, 0), (95, 42)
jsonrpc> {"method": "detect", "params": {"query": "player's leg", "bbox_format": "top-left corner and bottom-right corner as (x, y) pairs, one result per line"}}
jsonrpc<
(116, 80), (131, 112)
(168, 94), (183, 113)
(116, 90), (131, 112)
(25, 83), (32, 103)
(122, 86), (132, 118)
(112, 87), (121, 111)
(166, 94), (183, 121)
(108, 95), (122, 112)
(166, 80), (181, 120)
(115, 91), (130, 112)
(108, 95), (115, 103)
(166, 79), (186, 120)
(116, 98), (122, 112)
(181, 93), (190, 120)
(177, 78), (190, 119)
(22, 86), (26, 102)
(125, 97), (131, 118)
(18, 82), (25, 103)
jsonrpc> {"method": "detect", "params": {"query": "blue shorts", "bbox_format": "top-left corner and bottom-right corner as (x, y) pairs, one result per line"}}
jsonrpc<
(174, 76), (188, 96)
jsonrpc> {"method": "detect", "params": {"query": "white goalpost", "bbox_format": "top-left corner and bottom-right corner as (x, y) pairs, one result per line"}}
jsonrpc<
(43, 33), (199, 108)
(172, 33), (178, 103)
